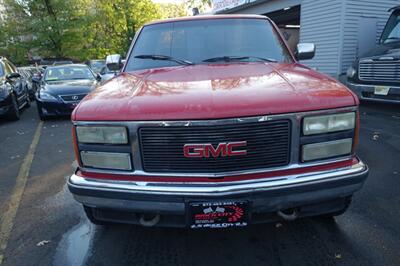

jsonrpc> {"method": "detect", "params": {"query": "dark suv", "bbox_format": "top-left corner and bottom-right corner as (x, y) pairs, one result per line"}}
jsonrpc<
(347, 6), (400, 103)
(0, 57), (30, 120)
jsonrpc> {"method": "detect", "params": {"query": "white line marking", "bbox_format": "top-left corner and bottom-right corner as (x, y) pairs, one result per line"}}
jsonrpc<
(0, 121), (43, 265)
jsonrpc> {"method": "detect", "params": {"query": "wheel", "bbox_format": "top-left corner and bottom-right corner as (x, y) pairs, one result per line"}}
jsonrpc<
(7, 94), (20, 120)
(83, 206), (113, 226)
(36, 103), (47, 121)
(319, 196), (352, 219)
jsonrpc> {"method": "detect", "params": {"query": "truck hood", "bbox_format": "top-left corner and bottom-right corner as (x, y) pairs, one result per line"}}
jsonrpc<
(73, 63), (356, 121)
(360, 41), (400, 60)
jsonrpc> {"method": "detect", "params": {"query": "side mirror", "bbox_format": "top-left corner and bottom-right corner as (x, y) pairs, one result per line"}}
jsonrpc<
(106, 54), (122, 72)
(295, 43), (316, 61)
(6, 72), (21, 80)
(32, 73), (42, 83)
(96, 73), (102, 82)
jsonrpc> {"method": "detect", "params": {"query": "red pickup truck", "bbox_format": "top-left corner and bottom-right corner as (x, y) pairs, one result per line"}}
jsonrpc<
(68, 15), (369, 228)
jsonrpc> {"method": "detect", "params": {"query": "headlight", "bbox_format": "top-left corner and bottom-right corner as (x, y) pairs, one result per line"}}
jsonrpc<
(76, 126), (128, 144)
(39, 91), (58, 101)
(346, 66), (356, 78)
(303, 112), (355, 135)
(80, 151), (131, 170)
(302, 138), (353, 161)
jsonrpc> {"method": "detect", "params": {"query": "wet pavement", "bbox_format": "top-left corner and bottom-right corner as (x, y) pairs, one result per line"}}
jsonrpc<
(0, 101), (399, 266)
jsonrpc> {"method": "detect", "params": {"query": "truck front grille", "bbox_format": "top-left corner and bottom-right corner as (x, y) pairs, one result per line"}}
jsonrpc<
(139, 120), (291, 173)
(359, 60), (400, 82)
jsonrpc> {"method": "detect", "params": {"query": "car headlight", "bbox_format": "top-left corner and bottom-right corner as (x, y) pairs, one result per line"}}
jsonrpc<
(303, 112), (355, 135)
(39, 91), (58, 101)
(302, 138), (353, 161)
(80, 151), (132, 170)
(346, 66), (356, 78)
(76, 126), (128, 144)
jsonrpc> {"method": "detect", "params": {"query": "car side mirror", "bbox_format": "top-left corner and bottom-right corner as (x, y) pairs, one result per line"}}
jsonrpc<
(32, 73), (42, 83)
(106, 54), (123, 72)
(96, 73), (102, 82)
(6, 72), (21, 80)
(295, 43), (316, 61)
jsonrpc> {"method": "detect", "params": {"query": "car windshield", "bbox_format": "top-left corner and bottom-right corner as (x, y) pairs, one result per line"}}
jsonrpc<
(45, 66), (94, 81)
(53, 61), (73, 65)
(381, 11), (400, 43)
(0, 64), (4, 77)
(125, 18), (292, 71)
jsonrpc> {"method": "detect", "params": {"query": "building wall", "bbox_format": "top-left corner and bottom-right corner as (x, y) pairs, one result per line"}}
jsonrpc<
(299, 0), (343, 76)
(218, 0), (398, 78)
(340, 0), (398, 74)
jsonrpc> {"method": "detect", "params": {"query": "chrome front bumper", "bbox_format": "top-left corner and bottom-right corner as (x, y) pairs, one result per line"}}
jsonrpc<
(347, 81), (400, 103)
(68, 160), (368, 213)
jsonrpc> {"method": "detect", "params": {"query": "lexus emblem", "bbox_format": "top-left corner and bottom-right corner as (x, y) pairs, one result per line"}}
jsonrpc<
(72, 95), (79, 100)
(183, 141), (247, 158)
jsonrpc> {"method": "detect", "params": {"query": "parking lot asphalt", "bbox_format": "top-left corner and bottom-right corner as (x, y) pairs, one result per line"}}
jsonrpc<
(0, 101), (399, 266)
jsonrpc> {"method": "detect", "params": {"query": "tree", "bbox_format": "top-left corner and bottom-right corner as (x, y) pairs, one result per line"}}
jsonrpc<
(185, 0), (211, 13)
(0, 0), (187, 65)
(86, 0), (162, 58)
(1, 0), (91, 63)
(157, 3), (188, 19)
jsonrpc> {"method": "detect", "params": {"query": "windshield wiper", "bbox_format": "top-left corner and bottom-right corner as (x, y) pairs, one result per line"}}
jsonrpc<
(134, 54), (194, 66)
(202, 56), (277, 63)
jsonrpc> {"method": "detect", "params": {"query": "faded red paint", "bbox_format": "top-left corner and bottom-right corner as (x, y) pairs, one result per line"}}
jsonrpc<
(72, 63), (357, 121)
(71, 15), (360, 184)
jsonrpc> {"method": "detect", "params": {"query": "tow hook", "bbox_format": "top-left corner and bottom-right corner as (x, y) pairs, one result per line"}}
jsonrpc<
(139, 214), (161, 227)
(277, 208), (299, 221)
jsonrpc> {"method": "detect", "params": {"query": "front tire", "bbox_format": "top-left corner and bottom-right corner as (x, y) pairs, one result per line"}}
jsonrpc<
(7, 94), (20, 120)
(36, 103), (47, 121)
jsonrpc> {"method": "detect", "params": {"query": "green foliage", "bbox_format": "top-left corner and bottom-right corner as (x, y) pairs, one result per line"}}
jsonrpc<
(157, 3), (188, 19)
(0, 0), (186, 65)
(185, 0), (211, 13)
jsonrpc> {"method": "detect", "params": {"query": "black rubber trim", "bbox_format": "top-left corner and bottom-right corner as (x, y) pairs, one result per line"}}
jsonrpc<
(300, 130), (355, 145)
(78, 143), (132, 153)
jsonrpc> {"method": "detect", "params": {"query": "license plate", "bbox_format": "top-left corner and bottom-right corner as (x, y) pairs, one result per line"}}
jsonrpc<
(189, 201), (249, 229)
(374, 86), (390, 96)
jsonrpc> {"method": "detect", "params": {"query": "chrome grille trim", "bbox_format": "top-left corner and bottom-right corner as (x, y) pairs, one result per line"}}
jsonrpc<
(358, 60), (400, 82)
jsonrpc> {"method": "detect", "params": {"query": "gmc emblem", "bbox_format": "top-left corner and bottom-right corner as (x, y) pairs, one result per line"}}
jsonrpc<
(183, 141), (247, 158)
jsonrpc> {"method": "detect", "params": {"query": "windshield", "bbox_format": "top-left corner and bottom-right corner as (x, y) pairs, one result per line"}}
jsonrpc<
(0, 64), (4, 77)
(125, 18), (292, 71)
(381, 11), (400, 43)
(45, 66), (94, 81)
